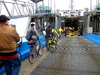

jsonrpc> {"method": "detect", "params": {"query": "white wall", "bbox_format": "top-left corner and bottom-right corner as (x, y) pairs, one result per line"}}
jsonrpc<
(9, 17), (29, 37)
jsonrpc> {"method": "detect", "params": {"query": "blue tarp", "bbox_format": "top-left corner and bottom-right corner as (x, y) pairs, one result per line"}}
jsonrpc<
(84, 33), (100, 45)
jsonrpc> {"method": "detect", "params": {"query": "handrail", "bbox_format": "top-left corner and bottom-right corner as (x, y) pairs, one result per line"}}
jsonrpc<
(0, 0), (35, 19)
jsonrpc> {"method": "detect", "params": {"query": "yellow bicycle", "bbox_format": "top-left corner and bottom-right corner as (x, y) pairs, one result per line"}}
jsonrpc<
(47, 37), (57, 53)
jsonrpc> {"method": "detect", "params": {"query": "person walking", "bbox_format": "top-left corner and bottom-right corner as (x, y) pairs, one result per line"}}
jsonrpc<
(26, 24), (39, 54)
(0, 15), (21, 75)
(45, 25), (53, 50)
(45, 25), (52, 39)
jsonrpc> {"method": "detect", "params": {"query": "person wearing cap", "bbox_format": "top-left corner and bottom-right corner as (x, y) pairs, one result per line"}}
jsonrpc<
(0, 15), (21, 75)
(26, 24), (39, 41)
(31, 24), (39, 42)
(26, 24), (39, 54)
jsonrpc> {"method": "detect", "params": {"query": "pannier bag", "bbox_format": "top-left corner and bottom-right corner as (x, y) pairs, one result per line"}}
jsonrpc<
(48, 39), (57, 45)
(27, 40), (36, 45)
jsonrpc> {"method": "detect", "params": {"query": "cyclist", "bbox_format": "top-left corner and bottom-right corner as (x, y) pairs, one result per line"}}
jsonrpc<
(26, 24), (39, 54)
(30, 24), (39, 41)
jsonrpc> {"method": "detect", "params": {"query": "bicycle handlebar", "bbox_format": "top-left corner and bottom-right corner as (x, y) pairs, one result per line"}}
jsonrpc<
(16, 37), (23, 49)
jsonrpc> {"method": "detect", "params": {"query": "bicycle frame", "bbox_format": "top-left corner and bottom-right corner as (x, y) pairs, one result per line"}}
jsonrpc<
(28, 39), (44, 64)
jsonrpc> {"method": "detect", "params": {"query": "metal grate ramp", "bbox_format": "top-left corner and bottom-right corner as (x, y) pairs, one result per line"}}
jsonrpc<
(30, 36), (100, 75)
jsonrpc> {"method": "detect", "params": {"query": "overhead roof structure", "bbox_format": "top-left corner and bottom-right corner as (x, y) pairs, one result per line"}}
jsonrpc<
(31, 0), (43, 3)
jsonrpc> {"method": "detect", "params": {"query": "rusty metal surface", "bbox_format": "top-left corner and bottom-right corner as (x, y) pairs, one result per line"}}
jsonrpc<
(30, 36), (100, 75)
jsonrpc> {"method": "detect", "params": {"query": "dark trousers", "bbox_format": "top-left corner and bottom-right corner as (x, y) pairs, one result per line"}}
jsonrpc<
(2, 57), (21, 75)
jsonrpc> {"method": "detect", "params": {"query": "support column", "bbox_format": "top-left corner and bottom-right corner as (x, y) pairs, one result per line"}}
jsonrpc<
(86, 15), (90, 33)
(55, 15), (58, 28)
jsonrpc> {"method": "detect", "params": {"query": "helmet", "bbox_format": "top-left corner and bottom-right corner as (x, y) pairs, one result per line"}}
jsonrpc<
(0, 15), (10, 23)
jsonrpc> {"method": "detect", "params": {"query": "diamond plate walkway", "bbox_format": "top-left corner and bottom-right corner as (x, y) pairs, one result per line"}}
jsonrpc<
(30, 36), (100, 75)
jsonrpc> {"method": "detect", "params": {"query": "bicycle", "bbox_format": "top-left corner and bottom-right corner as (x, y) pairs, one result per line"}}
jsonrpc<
(47, 36), (57, 53)
(28, 39), (44, 64)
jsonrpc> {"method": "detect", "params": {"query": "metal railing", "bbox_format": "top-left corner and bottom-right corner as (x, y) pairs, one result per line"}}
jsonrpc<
(0, 0), (35, 19)
(0, 0), (58, 19)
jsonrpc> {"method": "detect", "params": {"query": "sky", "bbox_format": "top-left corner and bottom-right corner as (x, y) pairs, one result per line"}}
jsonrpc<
(3, 0), (97, 10)
(41, 0), (97, 10)
(54, 0), (97, 10)
(28, 0), (97, 11)
(1, 0), (97, 14)
(28, 0), (97, 15)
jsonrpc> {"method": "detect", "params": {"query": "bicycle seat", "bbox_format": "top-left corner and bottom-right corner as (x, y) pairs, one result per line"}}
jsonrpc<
(27, 40), (36, 45)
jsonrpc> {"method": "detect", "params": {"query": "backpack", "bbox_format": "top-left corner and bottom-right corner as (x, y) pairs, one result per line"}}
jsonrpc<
(25, 30), (33, 41)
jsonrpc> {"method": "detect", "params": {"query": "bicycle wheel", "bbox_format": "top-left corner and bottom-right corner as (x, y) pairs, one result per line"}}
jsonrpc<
(28, 47), (37, 64)
(36, 42), (43, 56)
(17, 51), (22, 61)
(47, 39), (51, 51)
(49, 45), (55, 53)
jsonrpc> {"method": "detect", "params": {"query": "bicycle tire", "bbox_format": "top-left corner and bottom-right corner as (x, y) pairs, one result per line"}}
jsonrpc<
(49, 45), (54, 53)
(17, 51), (22, 61)
(36, 42), (43, 56)
(28, 47), (37, 64)
(47, 39), (51, 51)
